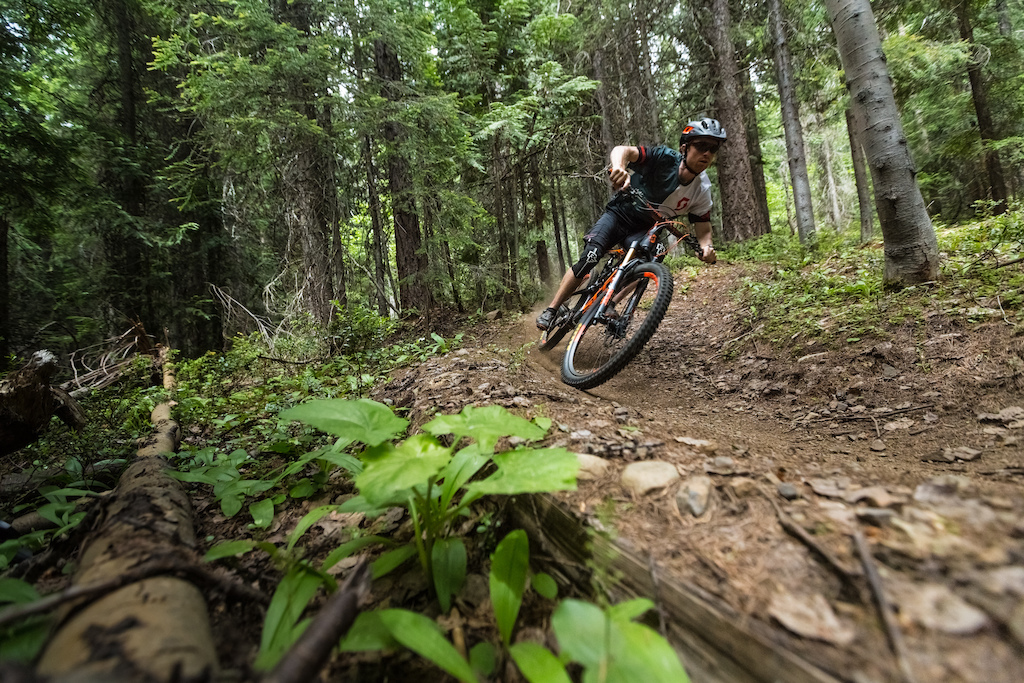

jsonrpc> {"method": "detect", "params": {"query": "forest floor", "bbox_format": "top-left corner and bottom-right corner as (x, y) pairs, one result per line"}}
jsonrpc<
(364, 256), (1024, 683)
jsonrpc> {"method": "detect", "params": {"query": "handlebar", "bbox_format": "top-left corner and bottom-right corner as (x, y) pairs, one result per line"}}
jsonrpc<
(614, 188), (707, 261)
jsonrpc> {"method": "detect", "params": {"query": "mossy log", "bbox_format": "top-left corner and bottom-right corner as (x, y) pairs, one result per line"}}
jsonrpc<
(36, 361), (219, 682)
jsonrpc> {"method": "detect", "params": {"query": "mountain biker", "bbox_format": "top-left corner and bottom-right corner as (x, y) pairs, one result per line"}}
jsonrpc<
(536, 118), (725, 331)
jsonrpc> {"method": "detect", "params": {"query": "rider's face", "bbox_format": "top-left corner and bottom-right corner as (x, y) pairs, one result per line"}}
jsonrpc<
(683, 139), (719, 173)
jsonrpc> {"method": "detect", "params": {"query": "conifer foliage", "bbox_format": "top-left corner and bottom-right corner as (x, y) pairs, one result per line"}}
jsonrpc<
(2, 0), (1022, 361)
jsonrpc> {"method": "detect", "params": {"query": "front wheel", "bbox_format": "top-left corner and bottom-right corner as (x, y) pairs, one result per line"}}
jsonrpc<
(538, 292), (584, 351)
(561, 262), (674, 390)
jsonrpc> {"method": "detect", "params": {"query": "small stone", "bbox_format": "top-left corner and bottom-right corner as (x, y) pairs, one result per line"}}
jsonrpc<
(856, 508), (895, 526)
(675, 436), (717, 454)
(777, 482), (801, 500)
(729, 477), (758, 498)
(869, 439), (886, 452)
(677, 475), (714, 516)
(570, 430), (593, 441)
(845, 486), (897, 508)
(882, 364), (899, 377)
(621, 461), (679, 496)
(576, 453), (611, 480)
(705, 456), (735, 475)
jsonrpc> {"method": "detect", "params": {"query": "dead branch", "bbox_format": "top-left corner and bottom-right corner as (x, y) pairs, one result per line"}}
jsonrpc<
(763, 491), (862, 590)
(263, 562), (372, 683)
(852, 529), (918, 683)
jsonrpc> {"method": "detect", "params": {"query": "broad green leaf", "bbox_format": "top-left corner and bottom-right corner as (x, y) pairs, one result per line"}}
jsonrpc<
(322, 535), (394, 571)
(35, 501), (74, 527)
(603, 620), (690, 683)
(469, 641), (497, 677)
(339, 610), (399, 651)
(316, 450), (363, 474)
(490, 529), (529, 645)
(338, 494), (389, 516)
(551, 599), (607, 671)
(439, 444), (490, 511)
(281, 399), (408, 447)
(256, 566), (323, 670)
(377, 609), (477, 683)
(423, 404), (545, 453)
(220, 492), (243, 518)
(249, 499), (275, 528)
(288, 478), (316, 499)
(608, 598), (654, 624)
(40, 487), (99, 501)
(355, 435), (451, 508)
(531, 572), (558, 600)
(0, 613), (50, 663)
(509, 642), (572, 683)
(0, 578), (40, 605)
(533, 416), (553, 433)
(431, 537), (467, 613)
(466, 448), (577, 497)
(287, 505), (339, 551)
(203, 540), (257, 562)
(371, 544), (418, 579)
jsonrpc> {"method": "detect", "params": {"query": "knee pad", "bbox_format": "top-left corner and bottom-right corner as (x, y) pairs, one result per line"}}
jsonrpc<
(571, 243), (603, 278)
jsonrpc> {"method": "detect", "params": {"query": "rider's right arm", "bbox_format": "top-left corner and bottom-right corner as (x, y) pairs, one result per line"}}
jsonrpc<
(608, 146), (640, 190)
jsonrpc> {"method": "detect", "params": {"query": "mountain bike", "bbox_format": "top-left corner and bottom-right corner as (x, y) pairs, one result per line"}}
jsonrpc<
(539, 190), (706, 390)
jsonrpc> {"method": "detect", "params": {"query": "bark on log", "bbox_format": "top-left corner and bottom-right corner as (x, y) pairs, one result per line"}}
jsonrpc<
(510, 494), (842, 683)
(35, 355), (219, 683)
(0, 351), (87, 456)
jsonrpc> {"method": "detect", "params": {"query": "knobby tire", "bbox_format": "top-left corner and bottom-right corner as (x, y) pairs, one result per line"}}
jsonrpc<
(560, 262), (673, 390)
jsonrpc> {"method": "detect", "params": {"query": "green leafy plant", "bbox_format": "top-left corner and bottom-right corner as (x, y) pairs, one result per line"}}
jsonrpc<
(285, 400), (574, 604)
(340, 528), (690, 683)
(205, 399), (576, 671)
(0, 578), (51, 663)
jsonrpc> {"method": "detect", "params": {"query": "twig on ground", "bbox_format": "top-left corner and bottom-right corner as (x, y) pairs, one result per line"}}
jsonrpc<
(806, 404), (935, 425)
(264, 561), (372, 683)
(763, 491), (862, 590)
(852, 529), (918, 683)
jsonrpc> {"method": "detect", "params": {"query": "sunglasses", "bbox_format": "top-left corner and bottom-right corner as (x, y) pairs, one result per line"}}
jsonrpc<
(691, 140), (720, 155)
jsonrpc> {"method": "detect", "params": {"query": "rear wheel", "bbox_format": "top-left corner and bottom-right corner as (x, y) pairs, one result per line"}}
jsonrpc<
(560, 263), (673, 390)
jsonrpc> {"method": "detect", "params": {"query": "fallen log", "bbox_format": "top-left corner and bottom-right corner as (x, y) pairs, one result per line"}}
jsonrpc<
(511, 494), (842, 683)
(0, 351), (86, 457)
(35, 351), (220, 683)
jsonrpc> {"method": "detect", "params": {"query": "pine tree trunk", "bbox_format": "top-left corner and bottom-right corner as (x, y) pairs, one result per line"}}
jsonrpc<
(819, 129), (844, 229)
(954, 0), (1008, 213)
(769, 0), (816, 245)
(846, 109), (875, 243)
(825, 0), (939, 287)
(0, 214), (8, 369)
(530, 158), (552, 286)
(363, 135), (391, 316)
(549, 170), (566, 276)
(737, 47), (771, 234)
(708, 0), (769, 242)
(374, 39), (431, 314)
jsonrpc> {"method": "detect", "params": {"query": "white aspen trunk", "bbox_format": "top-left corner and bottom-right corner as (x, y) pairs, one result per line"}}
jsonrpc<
(769, 0), (816, 245)
(825, 0), (939, 287)
(846, 109), (875, 243)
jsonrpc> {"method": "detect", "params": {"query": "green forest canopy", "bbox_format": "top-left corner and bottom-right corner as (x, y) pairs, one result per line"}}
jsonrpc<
(2, 0), (1022, 364)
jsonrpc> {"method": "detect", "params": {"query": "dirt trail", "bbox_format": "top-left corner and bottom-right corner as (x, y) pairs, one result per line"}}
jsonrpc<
(375, 260), (1024, 683)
